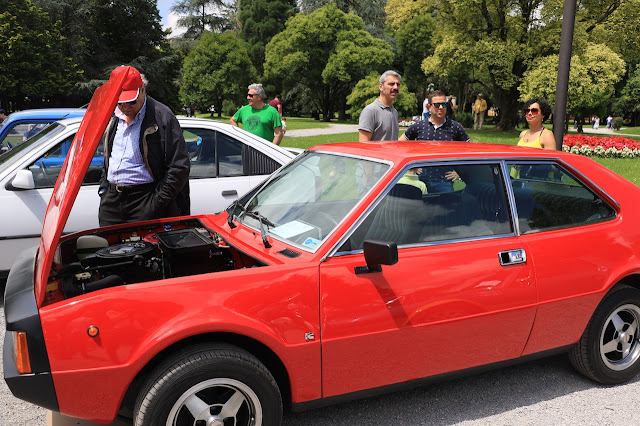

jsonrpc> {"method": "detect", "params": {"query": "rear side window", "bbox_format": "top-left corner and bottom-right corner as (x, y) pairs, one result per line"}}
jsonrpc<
(187, 128), (280, 179)
(508, 162), (616, 233)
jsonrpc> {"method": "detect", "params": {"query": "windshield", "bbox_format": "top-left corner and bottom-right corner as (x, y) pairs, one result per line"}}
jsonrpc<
(229, 151), (390, 251)
(0, 123), (66, 174)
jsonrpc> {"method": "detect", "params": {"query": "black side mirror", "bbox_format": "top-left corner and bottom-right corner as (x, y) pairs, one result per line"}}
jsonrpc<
(355, 239), (398, 274)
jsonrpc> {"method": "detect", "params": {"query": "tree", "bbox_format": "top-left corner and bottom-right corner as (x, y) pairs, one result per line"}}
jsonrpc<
(237, 0), (298, 76)
(299, 0), (387, 29)
(519, 44), (625, 133)
(614, 64), (640, 126)
(346, 73), (416, 120)
(0, 0), (78, 109)
(33, 0), (179, 108)
(393, 13), (437, 108)
(180, 31), (257, 117)
(171, 0), (231, 39)
(264, 2), (393, 121)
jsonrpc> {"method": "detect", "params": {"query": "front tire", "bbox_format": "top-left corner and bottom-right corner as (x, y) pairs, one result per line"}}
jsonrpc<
(569, 285), (640, 384)
(134, 343), (282, 426)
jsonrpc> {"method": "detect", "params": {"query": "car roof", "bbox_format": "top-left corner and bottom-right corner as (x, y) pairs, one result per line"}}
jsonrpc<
(309, 141), (566, 164)
(3, 108), (86, 122)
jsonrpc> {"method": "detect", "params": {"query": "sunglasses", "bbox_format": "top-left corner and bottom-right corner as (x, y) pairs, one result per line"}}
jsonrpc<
(118, 99), (137, 106)
(431, 102), (447, 108)
(247, 93), (256, 98)
(524, 107), (540, 115)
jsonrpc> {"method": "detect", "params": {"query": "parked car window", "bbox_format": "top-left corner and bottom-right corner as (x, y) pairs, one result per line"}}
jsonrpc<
(28, 136), (103, 188)
(508, 161), (616, 233)
(188, 128), (281, 179)
(341, 163), (512, 251)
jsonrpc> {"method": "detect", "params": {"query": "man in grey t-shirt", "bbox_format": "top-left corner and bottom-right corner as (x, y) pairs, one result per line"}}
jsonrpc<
(358, 70), (401, 141)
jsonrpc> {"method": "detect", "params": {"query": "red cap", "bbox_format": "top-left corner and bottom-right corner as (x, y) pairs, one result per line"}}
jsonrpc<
(111, 66), (143, 103)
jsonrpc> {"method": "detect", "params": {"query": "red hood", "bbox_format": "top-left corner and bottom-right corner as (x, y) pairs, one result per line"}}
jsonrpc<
(34, 68), (130, 307)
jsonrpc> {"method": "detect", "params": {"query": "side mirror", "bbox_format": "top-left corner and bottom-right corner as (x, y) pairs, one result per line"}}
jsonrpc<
(355, 239), (398, 274)
(7, 169), (35, 190)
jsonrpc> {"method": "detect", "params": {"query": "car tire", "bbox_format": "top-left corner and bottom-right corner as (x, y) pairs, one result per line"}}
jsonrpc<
(134, 343), (282, 426)
(569, 284), (640, 384)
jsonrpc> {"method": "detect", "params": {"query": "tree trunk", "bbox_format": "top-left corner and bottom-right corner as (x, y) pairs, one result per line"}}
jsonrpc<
(494, 88), (519, 131)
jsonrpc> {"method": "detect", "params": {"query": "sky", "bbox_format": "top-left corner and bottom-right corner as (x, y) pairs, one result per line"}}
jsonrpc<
(157, 0), (184, 37)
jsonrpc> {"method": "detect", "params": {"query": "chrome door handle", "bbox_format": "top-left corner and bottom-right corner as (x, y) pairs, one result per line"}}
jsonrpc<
(222, 190), (238, 196)
(499, 249), (527, 265)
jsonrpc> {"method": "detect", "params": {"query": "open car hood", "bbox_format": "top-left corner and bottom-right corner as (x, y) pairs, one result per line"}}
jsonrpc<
(34, 68), (129, 307)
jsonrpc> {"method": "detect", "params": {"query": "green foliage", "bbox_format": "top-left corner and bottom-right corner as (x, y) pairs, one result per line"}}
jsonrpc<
(346, 73), (416, 119)
(171, 0), (231, 38)
(619, 64), (640, 114)
(180, 32), (257, 114)
(455, 112), (474, 128)
(238, 0), (298, 77)
(0, 0), (79, 108)
(613, 117), (624, 131)
(519, 43), (626, 117)
(264, 2), (394, 121)
(222, 99), (237, 116)
(394, 13), (437, 97)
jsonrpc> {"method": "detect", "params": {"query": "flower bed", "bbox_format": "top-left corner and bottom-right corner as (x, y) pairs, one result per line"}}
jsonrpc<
(563, 134), (640, 158)
(399, 117), (420, 127)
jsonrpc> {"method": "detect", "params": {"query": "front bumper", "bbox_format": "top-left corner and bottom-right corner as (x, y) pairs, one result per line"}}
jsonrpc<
(3, 248), (58, 411)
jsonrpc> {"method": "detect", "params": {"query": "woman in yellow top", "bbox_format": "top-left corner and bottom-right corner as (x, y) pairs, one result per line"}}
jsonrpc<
(518, 98), (556, 150)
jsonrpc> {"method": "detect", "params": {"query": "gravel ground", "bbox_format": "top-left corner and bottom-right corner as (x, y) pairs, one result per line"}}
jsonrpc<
(3, 288), (640, 426)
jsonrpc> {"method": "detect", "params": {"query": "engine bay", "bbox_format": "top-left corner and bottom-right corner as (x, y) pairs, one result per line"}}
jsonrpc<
(43, 218), (264, 306)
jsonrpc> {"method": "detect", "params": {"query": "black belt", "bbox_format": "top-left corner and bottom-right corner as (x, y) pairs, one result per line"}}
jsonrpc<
(108, 182), (155, 193)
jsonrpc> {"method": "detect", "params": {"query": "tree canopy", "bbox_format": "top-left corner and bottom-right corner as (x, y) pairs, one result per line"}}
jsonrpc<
(264, 2), (393, 121)
(180, 31), (257, 116)
(0, 0), (78, 109)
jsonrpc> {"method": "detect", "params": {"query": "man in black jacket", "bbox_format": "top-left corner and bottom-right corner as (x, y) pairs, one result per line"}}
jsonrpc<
(98, 66), (190, 226)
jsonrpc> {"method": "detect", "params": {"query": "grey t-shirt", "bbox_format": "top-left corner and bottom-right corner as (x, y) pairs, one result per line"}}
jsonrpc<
(358, 99), (399, 141)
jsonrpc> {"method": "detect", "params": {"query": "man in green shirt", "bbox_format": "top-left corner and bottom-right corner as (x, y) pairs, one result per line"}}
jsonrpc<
(230, 84), (283, 145)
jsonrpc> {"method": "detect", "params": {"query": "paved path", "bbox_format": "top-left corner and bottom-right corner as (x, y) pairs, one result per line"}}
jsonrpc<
(284, 122), (638, 138)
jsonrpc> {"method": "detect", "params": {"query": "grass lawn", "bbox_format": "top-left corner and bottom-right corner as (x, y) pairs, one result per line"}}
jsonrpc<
(282, 125), (640, 186)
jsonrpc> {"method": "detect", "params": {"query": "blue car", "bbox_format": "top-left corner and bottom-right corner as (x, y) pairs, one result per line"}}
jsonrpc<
(0, 108), (86, 154)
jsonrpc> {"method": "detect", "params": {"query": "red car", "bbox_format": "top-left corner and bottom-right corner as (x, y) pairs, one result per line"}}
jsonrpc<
(5, 68), (640, 426)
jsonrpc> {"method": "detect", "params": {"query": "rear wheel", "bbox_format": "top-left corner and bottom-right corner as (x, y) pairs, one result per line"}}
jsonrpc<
(134, 343), (282, 426)
(569, 285), (640, 384)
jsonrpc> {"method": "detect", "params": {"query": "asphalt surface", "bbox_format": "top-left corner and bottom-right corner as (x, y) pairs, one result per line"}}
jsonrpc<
(2, 124), (640, 425)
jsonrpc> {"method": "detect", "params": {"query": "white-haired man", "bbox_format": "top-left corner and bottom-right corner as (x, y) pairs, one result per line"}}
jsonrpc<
(230, 83), (283, 145)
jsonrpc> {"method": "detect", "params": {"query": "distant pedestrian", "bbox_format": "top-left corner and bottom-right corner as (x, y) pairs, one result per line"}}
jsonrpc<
(446, 96), (455, 119)
(422, 98), (429, 120)
(230, 83), (283, 145)
(472, 93), (487, 130)
(268, 94), (283, 119)
(358, 70), (401, 141)
(0, 109), (7, 126)
(606, 115), (613, 129)
(593, 115), (600, 129)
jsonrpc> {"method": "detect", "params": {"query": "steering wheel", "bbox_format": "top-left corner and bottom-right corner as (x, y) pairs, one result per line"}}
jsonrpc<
(39, 161), (55, 186)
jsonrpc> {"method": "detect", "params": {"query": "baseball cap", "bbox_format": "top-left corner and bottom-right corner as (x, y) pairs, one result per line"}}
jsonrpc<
(0, 109), (5, 114)
(111, 66), (143, 103)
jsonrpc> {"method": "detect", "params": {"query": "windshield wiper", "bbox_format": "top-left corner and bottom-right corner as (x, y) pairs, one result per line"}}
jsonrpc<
(227, 199), (250, 229)
(245, 210), (274, 248)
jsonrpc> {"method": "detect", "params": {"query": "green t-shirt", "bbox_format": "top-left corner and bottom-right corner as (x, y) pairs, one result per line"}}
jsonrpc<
(232, 104), (282, 142)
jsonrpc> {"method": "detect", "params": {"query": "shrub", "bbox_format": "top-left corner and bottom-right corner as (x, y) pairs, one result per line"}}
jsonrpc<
(613, 117), (624, 130)
(455, 112), (474, 128)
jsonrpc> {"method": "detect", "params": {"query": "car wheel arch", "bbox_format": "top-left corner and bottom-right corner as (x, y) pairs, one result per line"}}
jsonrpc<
(118, 331), (292, 418)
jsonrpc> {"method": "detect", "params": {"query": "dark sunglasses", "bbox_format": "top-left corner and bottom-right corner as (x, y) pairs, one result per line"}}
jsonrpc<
(118, 99), (137, 106)
(431, 102), (447, 108)
(247, 93), (255, 98)
(524, 107), (540, 115)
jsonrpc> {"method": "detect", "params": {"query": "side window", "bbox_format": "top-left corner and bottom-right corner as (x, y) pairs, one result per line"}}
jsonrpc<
(188, 129), (217, 179)
(218, 133), (244, 177)
(341, 163), (512, 251)
(508, 161), (616, 233)
(28, 137), (72, 188)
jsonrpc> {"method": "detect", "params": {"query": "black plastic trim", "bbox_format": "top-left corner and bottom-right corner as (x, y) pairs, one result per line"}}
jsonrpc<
(3, 247), (58, 411)
(291, 346), (572, 413)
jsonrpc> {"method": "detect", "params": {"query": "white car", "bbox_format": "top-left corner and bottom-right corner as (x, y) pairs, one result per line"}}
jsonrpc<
(0, 116), (296, 282)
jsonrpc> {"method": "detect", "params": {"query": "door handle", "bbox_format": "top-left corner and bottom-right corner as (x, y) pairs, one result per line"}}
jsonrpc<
(499, 249), (526, 266)
(222, 190), (238, 196)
